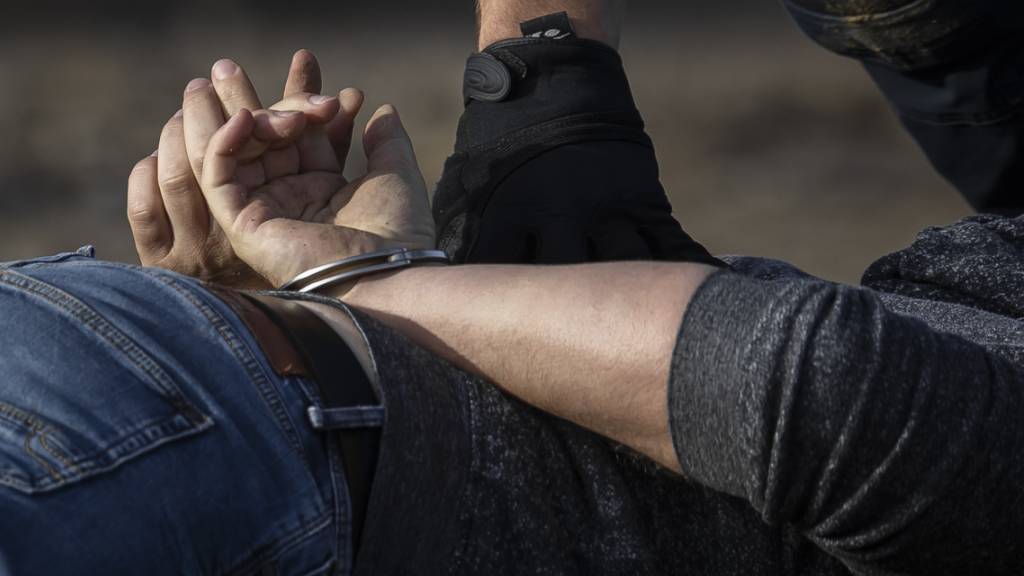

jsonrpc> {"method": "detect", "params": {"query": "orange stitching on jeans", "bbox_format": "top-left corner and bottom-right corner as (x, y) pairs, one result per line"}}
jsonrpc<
(0, 402), (65, 484)
(23, 430), (62, 483)
(0, 402), (48, 432)
(37, 431), (79, 475)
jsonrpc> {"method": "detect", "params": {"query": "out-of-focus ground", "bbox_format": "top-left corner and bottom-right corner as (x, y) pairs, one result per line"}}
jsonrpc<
(0, 1), (971, 283)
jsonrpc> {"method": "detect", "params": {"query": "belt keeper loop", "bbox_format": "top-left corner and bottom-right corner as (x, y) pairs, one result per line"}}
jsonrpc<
(308, 405), (386, 431)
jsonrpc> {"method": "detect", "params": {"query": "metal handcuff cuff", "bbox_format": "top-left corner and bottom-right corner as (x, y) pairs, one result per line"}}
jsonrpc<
(278, 247), (451, 294)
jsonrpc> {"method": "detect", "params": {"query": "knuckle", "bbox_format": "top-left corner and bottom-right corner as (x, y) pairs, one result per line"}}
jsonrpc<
(125, 194), (165, 229)
(150, 253), (187, 273)
(126, 201), (159, 225)
(159, 170), (198, 197)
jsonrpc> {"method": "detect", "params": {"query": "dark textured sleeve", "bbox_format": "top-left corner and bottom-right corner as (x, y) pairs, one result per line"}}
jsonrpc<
(669, 271), (1024, 575)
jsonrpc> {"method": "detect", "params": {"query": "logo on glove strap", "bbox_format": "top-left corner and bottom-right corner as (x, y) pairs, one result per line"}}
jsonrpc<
(526, 28), (573, 40)
(520, 11), (577, 41)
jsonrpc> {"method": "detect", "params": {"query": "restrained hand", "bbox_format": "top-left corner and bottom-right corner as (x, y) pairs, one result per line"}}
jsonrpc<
(127, 50), (434, 289)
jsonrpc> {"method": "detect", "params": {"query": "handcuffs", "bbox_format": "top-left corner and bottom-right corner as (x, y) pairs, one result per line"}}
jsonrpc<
(278, 247), (451, 294)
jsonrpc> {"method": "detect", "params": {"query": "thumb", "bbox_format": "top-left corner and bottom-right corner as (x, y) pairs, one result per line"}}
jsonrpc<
(363, 104), (419, 174)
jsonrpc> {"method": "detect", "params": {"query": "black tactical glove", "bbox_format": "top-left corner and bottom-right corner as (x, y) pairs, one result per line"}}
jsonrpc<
(434, 19), (722, 266)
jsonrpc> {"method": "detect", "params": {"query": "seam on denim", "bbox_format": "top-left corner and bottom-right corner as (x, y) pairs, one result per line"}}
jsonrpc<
(22, 426), (60, 483)
(225, 512), (333, 576)
(0, 271), (214, 492)
(45, 260), (315, 467)
(1, 422), (213, 492)
(319, 382), (351, 575)
(0, 269), (208, 419)
(291, 374), (352, 574)
(0, 402), (213, 492)
(0, 402), (63, 484)
(151, 270), (345, 558)
(0, 395), (173, 488)
(0, 403), (61, 486)
(223, 288), (372, 571)
(0, 403), (48, 435)
(0, 250), (94, 270)
(148, 272), (313, 467)
(0, 403), (82, 476)
(36, 430), (78, 474)
(0, 276), (210, 426)
(23, 429), (61, 483)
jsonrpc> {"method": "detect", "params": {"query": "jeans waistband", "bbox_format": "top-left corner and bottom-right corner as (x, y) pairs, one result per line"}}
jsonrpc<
(205, 286), (383, 558)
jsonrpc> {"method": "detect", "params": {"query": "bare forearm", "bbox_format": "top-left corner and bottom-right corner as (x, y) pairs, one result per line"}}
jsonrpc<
(477, 0), (625, 49)
(341, 262), (715, 470)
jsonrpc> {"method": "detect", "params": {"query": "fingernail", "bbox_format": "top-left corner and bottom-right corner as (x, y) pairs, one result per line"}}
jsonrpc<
(308, 94), (335, 105)
(151, 149), (159, 157)
(339, 88), (364, 110)
(173, 109), (183, 118)
(212, 59), (238, 80)
(271, 110), (302, 118)
(185, 78), (210, 92)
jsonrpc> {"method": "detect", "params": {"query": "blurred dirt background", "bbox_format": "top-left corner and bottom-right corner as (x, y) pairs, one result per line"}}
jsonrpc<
(0, 1), (972, 283)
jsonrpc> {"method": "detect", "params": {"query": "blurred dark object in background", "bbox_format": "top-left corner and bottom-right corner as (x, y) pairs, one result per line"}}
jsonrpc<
(0, 0), (970, 282)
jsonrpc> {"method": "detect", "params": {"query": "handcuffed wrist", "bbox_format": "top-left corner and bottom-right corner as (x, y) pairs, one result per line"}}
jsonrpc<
(278, 248), (450, 295)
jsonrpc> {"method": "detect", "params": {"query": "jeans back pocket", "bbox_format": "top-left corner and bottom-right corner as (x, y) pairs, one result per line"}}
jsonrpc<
(0, 269), (213, 494)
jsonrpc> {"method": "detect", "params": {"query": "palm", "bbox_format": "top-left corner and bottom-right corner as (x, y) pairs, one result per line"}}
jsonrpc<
(212, 117), (435, 287)
(130, 53), (427, 289)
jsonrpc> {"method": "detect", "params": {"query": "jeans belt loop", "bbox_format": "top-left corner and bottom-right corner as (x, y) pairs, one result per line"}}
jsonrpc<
(308, 405), (386, 431)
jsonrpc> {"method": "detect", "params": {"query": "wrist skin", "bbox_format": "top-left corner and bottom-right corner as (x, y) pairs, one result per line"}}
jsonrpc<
(477, 0), (625, 49)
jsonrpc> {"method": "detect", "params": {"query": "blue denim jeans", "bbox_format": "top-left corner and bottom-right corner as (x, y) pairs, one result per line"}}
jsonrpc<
(0, 248), (355, 575)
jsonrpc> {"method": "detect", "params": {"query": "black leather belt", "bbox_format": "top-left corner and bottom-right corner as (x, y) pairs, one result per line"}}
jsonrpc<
(207, 287), (380, 556)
